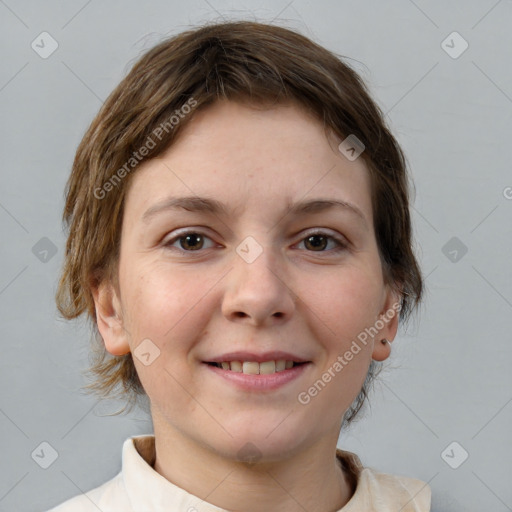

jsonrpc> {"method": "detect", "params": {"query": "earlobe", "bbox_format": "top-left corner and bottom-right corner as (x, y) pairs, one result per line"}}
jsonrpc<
(90, 279), (131, 356)
(372, 338), (392, 361)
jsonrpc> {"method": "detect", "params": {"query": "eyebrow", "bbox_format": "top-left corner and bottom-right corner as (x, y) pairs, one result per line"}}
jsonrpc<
(142, 195), (368, 229)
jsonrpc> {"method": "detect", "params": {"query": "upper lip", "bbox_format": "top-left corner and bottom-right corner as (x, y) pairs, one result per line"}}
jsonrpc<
(204, 351), (311, 363)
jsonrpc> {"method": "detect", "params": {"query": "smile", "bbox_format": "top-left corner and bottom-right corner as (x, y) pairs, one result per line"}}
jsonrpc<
(206, 360), (306, 374)
(203, 360), (311, 391)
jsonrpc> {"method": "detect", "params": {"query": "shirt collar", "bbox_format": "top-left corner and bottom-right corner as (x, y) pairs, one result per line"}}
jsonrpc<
(122, 435), (429, 511)
(123, 435), (226, 511)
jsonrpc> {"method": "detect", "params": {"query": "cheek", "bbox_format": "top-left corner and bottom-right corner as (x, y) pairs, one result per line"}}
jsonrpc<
(122, 263), (214, 351)
(123, 265), (212, 410)
(299, 263), (382, 346)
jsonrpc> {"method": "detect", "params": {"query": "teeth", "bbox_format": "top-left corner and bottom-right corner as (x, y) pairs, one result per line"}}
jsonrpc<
(230, 361), (243, 372)
(259, 361), (276, 374)
(213, 359), (300, 374)
(242, 362), (260, 375)
(275, 359), (286, 371)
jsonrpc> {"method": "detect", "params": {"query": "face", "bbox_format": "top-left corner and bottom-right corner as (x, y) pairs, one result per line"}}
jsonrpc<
(93, 100), (399, 461)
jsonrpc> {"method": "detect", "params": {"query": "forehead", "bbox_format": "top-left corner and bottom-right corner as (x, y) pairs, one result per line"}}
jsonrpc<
(123, 100), (373, 226)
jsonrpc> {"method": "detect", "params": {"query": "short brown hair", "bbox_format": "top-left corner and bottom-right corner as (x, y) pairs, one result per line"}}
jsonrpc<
(55, 20), (424, 425)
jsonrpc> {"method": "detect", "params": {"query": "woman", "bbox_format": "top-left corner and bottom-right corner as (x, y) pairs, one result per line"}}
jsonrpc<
(50, 20), (430, 511)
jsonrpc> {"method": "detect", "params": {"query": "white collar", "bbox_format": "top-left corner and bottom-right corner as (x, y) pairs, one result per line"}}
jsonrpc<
(121, 435), (431, 511)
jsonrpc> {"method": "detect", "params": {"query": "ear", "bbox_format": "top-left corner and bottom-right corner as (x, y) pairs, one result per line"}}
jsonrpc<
(371, 285), (402, 362)
(90, 279), (131, 356)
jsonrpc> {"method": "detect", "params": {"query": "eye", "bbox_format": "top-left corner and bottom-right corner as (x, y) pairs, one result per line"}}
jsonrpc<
(164, 230), (216, 252)
(296, 230), (347, 253)
(163, 229), (348, 255)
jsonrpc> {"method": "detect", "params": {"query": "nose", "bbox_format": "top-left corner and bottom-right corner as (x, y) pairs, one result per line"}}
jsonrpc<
(221, 242), (296, 327)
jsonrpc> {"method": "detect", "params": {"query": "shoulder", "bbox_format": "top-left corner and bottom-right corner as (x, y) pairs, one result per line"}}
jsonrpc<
(360, 467), (432, 511)
(46, 472), (130, 512)
(336, 449), (431, 511)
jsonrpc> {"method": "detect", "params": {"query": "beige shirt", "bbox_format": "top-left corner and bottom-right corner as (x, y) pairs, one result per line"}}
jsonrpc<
(48, 435), (431, 511)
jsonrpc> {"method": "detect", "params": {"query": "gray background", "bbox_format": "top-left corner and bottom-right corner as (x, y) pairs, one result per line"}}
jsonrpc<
(1, 0), (511, 510)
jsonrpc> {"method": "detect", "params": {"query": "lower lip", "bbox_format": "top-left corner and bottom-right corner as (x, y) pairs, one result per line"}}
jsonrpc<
(203, 362), (311, 391)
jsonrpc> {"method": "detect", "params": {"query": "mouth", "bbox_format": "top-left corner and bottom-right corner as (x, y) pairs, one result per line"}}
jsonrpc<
(202, 351), (312, 391)
(204, 360), (308, 374)
(203, 358), (312, 391)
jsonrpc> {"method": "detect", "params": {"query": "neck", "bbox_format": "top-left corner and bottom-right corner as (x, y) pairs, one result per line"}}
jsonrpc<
(151, 418), (354, 512)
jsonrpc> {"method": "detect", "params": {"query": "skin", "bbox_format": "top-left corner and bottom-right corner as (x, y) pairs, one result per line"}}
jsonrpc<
(92, 100), (400, 511)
